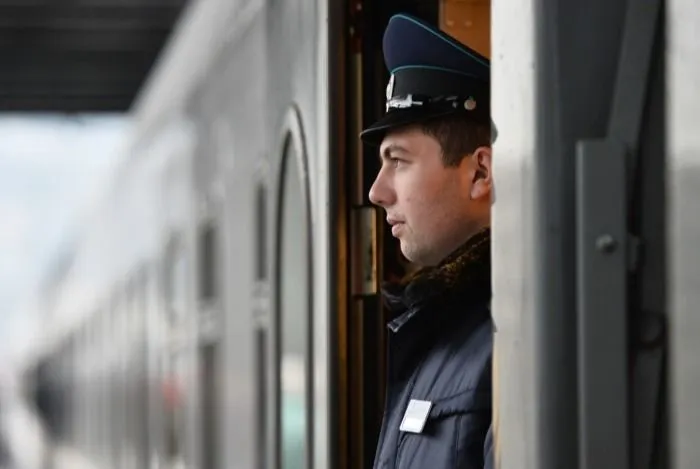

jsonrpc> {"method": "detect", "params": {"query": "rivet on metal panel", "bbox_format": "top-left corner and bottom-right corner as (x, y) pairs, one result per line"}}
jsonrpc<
(595, 234), (617, 253)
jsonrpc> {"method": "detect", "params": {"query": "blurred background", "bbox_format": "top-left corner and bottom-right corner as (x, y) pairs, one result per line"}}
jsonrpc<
(0, 1), (186, 468)
(0, 114), (127, 359)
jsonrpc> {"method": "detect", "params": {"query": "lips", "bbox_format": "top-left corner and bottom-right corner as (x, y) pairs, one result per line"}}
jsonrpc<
(387, 218), (404, 236)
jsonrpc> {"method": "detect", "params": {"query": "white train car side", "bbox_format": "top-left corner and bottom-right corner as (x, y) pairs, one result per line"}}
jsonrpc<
(27, 1), (332, 469)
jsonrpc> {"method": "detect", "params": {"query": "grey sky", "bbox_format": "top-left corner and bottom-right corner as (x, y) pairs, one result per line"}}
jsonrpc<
(0, 114), (130, 360)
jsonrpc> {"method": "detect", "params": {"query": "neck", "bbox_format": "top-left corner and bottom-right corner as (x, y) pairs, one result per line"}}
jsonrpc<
(382, 227), (492, 314)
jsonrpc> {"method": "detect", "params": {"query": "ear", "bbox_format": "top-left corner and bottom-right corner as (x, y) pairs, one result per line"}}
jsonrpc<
(469, 146), (492, 200)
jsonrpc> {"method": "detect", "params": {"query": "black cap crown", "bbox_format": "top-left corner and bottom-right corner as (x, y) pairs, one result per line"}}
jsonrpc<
(360, 14), (494, 146)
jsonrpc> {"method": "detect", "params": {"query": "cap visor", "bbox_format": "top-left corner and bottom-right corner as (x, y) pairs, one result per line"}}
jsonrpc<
(359, 107), (459, 146)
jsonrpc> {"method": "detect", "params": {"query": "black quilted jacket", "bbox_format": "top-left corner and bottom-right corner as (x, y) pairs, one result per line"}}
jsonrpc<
(372, 229), (494, 469)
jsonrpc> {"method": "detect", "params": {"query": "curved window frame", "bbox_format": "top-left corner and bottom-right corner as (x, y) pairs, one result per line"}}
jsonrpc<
(272, 105), (315, 469)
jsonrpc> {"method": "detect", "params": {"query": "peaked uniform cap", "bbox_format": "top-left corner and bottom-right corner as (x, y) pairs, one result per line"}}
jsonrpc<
(383, 14), (489, 79)
(360, 14), (496, 146)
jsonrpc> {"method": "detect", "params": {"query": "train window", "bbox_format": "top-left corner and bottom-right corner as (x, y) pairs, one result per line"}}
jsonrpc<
(198, 223), (218, 302)
(256, 184), (268, 281)
(277, 134), (311, 469)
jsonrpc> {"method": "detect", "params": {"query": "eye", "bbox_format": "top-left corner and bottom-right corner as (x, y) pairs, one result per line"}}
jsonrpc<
(389, 157), (404, 167)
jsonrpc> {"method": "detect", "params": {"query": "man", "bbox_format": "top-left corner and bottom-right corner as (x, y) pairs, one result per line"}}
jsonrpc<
(360, 13), (495, 469)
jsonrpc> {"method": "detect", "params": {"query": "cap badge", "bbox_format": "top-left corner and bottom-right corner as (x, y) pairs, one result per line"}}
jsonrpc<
(386, 74), (395, 101)
(385, 74), (396, 111)
(464, 97), (477, 111)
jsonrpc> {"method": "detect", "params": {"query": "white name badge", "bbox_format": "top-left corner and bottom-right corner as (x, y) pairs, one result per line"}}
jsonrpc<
(399, 399), (433, 434)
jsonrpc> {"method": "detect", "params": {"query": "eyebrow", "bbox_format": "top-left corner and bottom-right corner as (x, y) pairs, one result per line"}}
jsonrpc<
(379, 143), (409, 162)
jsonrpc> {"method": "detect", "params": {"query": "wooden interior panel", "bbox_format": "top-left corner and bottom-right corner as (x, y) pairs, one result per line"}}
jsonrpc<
(440, 0), (491, 58)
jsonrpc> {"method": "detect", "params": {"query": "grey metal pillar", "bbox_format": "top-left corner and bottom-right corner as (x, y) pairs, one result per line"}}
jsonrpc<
(492, 0), (667, 468)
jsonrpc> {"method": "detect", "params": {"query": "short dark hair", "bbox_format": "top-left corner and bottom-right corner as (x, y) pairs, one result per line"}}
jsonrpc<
(419, 115), (491, 167)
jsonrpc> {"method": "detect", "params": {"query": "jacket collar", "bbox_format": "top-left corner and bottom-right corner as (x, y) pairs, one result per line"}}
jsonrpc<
(381, 227), (492, 333)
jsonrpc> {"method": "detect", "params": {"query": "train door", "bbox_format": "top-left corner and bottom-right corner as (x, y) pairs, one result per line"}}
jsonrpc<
(336, 1), (490, 468)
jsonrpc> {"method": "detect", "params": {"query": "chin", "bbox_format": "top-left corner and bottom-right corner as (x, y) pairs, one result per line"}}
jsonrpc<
(400, 243), (430, 267)
(399, 243), (416, 263)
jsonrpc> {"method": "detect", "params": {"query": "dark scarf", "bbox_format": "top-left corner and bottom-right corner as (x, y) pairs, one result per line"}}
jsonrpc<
(381, 228), (492, 330)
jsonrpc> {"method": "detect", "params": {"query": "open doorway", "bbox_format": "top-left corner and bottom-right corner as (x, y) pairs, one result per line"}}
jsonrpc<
(333, 1), (491, 469)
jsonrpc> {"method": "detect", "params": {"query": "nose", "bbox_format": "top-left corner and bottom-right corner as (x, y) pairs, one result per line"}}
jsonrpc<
(368, 169), (393, 208)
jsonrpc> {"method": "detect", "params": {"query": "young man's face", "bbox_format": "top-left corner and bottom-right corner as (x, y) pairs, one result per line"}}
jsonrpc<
(369, 125), (492, 267)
